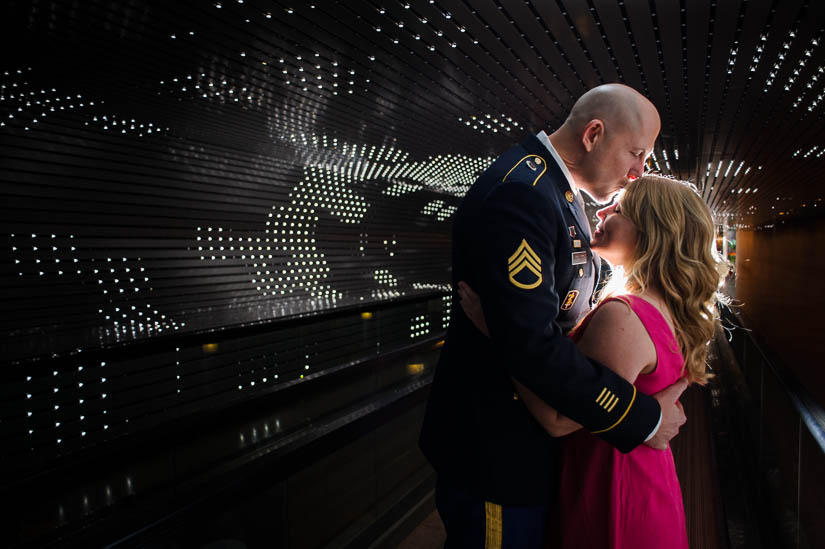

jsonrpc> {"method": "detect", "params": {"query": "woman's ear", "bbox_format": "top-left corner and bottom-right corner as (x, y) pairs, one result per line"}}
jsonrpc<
(582, 119), (604, 152)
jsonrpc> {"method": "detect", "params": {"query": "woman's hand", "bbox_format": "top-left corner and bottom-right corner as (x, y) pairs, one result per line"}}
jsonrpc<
(458, 281), (490, 337)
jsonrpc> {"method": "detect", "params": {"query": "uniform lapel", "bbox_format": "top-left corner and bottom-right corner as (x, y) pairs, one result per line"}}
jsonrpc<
(572, 192), (592, 240)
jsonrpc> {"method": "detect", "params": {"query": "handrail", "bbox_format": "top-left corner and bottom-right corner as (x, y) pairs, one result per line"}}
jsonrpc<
(2, 290), (451, 371)
(722, 306), (825, 455)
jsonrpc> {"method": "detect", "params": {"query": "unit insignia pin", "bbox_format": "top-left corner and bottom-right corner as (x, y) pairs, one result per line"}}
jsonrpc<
(561, 290), (580, 311)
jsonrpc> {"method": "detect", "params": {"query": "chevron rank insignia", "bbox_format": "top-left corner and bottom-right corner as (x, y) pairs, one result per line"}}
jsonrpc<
(508, 239), (542, 290)
(560, 290), (579, 310)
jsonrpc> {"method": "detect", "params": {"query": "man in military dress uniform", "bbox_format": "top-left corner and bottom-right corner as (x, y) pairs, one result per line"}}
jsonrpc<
(419, 84), (688, 547)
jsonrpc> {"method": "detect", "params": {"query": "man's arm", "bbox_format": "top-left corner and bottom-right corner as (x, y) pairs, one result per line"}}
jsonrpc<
(459, 280), (683, 444)
(477, 182), (660, 453)
(575, 299), (688, 450)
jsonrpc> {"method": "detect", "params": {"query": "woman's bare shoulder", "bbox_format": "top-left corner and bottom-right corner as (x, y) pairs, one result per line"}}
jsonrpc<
(577, 297), (656, 382)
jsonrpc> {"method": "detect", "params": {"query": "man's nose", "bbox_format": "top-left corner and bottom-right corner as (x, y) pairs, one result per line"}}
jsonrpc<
(628, 160), (645, 179)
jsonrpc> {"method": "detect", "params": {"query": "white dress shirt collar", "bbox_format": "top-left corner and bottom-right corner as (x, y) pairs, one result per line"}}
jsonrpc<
(536, 130), (578, 196)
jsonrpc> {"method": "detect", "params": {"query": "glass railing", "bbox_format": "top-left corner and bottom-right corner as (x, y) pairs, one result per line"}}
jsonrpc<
(3, 293), (448, 547)
(721, 307), (825, 549)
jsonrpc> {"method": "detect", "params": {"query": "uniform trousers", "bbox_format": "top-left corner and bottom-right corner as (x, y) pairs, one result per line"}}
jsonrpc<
(435, 478), (549, 549)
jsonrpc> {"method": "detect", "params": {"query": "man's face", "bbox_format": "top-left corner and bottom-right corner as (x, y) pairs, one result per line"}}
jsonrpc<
(580, 118), (659, 204)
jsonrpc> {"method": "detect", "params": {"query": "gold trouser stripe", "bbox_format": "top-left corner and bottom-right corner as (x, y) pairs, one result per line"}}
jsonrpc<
(484, 501), (503, 549)
(592, 385), (637, 434)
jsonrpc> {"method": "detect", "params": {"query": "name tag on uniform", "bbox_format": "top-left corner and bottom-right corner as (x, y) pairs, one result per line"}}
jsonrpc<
(571, 251), (587, 265)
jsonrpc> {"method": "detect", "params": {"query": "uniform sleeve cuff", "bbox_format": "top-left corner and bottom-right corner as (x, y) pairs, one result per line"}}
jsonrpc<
(643, 411), (663, 442)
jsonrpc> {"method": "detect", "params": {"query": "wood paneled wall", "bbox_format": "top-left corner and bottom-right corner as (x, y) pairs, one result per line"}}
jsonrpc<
(734, 217), (825, 406)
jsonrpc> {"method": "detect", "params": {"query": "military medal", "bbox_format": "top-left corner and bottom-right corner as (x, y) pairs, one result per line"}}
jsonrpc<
(571, 251), (587, 265)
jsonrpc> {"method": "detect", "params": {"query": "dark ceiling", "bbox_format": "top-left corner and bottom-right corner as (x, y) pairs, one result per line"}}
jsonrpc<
(2, 0), (825, 227)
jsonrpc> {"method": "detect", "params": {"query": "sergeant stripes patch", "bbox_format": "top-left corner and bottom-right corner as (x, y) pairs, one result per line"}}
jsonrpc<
(507, 239), (542, 290)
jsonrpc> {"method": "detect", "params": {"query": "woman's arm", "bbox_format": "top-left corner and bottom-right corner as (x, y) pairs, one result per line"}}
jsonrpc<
(458, 281), (490, 336)
(574, 300), (657, 385)
(513, 379), (582, 436)
(516, 301), (656, 437)
(458, 281), (579, 436)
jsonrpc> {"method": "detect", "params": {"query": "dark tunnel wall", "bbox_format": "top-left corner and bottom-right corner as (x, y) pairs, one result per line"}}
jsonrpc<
(1, 133), (466, 357)
(5, 0), (825, 354)
(1, 0), (490, 477)
(735, 219), (825, 407)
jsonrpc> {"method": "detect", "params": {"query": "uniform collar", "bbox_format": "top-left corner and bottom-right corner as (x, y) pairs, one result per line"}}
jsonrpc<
(536, 131), (579, 196)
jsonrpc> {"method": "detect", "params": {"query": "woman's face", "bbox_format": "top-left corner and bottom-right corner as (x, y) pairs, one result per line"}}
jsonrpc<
(590, 197), (639, 268)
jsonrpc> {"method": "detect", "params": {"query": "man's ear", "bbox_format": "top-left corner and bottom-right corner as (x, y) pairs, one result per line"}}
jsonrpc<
(582, 119), (604, 152)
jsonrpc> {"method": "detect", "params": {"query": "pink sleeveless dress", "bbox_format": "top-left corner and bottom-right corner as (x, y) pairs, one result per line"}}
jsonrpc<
(556, 295), (688, 549)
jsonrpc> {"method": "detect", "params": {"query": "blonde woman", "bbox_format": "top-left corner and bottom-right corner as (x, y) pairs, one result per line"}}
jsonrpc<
(458, 175), (725, 549)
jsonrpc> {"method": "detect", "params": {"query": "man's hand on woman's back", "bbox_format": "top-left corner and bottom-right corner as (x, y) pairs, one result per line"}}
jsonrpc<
(645, 378), (688, 450)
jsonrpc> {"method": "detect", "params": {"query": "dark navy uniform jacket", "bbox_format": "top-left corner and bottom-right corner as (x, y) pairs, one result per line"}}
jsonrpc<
(419, 135), (660, 506)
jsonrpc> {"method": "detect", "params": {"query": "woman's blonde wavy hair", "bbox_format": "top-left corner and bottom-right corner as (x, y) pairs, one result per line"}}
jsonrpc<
(602, 175), (726, 384)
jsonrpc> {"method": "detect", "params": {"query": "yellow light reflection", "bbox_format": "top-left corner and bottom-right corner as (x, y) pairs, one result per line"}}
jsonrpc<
(361, 311), (373, 320)
(202, 343), (219, 353)
(407, 363), (425, 375)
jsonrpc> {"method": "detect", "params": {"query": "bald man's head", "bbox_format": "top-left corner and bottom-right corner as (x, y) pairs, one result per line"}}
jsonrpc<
(549, 84), (661, 203)
(563, 83), (659, 139)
